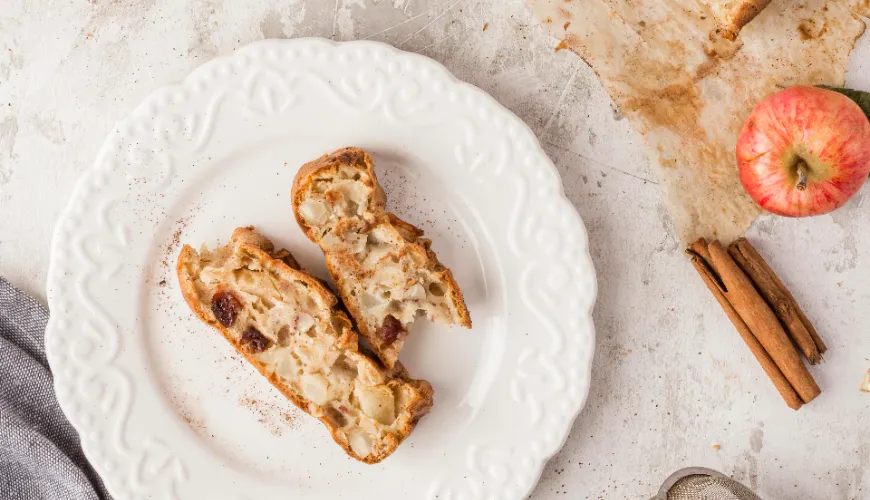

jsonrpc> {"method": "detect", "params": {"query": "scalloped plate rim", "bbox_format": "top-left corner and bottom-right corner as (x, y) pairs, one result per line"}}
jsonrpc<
(44, 37), (598, 500)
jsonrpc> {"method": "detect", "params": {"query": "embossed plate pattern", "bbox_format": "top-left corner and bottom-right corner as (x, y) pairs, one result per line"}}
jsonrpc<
(45, 38), (597, 500)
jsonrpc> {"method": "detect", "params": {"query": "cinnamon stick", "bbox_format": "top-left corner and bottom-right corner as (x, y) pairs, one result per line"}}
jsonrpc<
(687, 249), (803, 410)
(728, 238), (826, 362)
(688, 239), (821, 406)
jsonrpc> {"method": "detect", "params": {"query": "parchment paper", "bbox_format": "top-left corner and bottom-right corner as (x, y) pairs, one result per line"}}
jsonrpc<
(528, 0), (870, 242)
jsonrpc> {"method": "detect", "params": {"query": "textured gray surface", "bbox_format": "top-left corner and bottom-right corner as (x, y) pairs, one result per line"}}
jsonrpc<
(1, 1), (869, 498)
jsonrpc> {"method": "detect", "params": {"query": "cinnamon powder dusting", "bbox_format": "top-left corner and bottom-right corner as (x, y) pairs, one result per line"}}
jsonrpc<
(239, 396), (300, 436)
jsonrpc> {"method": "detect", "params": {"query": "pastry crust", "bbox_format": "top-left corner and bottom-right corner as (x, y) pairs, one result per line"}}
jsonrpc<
(177, 226), (433, 463)
(717, 0), (774, 39)
(292, 147), (472, 369)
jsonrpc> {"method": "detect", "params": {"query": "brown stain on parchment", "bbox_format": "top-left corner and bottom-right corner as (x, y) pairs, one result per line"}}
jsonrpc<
(798, 19), (827, 40)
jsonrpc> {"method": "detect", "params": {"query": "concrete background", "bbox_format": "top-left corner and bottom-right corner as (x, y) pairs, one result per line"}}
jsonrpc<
(2, 0), (869, 498)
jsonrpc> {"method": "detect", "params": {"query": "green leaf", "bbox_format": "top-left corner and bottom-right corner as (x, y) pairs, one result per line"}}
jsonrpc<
(817, 85), (870, 122)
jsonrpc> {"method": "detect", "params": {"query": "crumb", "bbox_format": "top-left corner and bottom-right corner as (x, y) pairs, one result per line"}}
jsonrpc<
(482, 23), (488, 31)
(712, 444), (721, 450)
(860, 369), (870, 393)
(555, 40), (569, 52)
(159, 279), (167, 287)
(837, 281), (843, 287)
(563, 21), (571, 30)
(86, 32), (93, 38)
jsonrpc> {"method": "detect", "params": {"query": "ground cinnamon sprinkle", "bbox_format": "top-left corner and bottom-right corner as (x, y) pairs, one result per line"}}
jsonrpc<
(167, 218), (186, 256)
(239, 396), (300, 436)
(175, 401), (206, 433)
(158, 214), (196, 281)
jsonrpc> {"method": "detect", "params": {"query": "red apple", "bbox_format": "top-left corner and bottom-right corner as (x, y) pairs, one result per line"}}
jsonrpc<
(736, 85), (870, 217)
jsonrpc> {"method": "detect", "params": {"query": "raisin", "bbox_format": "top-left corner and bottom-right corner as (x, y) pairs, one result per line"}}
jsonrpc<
(377, 315), (406, 346)
(325, 407), (347, 427)
(211, 289), (241, 327)
(240, 326), (272, 353)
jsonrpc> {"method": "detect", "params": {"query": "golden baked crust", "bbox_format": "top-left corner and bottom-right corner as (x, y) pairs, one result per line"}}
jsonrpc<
(292, 147), (472, 369)
(177, 226), (433, 463)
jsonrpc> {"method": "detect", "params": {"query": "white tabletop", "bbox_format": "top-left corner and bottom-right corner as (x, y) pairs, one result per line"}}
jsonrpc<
(2, 1), (869, 498)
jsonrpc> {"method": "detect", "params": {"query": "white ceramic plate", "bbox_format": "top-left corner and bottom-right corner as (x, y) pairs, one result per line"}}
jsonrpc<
(45, 38), (596, 500)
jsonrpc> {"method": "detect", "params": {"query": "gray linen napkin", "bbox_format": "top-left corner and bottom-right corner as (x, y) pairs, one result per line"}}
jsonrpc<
(0, 277), (112, 500)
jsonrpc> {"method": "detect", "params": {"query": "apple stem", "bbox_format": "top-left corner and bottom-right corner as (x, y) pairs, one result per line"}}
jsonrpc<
(796, 160), (808, 191)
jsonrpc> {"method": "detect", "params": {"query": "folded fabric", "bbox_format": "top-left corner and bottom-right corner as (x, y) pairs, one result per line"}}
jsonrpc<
(0, 277), (112, 500)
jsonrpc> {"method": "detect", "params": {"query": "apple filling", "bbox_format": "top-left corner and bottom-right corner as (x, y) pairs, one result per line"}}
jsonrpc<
(297, 166), (372, 237)
(351, 224), (456, 331)
(182, 239), (427, 461)
(297, 170), (467, 366)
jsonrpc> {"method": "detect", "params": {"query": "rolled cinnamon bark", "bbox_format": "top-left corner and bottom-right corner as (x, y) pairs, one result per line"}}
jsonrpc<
(688, 252), (803, 410)
(687, 239), (821, 407)
(728, 238), (826, 363)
